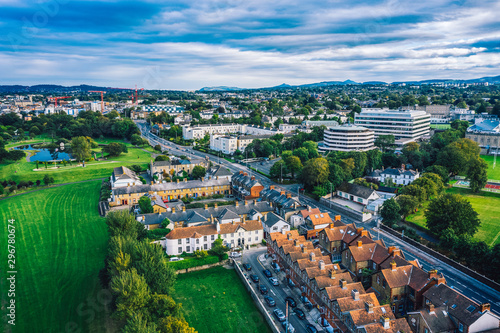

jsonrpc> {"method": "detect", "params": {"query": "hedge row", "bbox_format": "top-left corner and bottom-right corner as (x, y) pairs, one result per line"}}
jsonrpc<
(168, 255), (220, 270)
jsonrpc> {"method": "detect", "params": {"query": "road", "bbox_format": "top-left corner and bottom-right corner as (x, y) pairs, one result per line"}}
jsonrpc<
(136, 120), (500, 314)
(241, 247), (321, 333)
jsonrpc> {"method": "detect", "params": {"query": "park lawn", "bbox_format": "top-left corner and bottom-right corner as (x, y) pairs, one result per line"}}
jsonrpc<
(172, 266), (272, 333)
(0, 146), (154, 185)
(0, 181), (112, 332)
(480, 155), (500, 181)
(405, 187), (500, 246)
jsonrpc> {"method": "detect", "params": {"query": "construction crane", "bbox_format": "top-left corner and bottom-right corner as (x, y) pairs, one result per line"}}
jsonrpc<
(109, 85), (144, 105)
(48, 96), (72, 107)
(89, 91), (106, 113)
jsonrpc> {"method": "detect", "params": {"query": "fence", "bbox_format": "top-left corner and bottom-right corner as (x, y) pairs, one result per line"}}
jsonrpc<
(380, 225), (500, 292)
(233, 260), (281, 333)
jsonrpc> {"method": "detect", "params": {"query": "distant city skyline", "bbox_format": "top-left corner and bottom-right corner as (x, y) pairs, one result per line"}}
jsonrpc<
(1, 0), (499, 90)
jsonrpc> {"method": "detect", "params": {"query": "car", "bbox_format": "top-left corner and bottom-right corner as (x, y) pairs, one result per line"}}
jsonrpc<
(250, 274), (259, 283)
(243, 263), (252, 271)
(269, 277), (279, 286)
(264, 296), (276, 307)
(285, 296), (297, 308)
(317, 316), (334, 333)
(169, 257), (184, 262)
(300, 296), (314, 310)
(294, 308), (305, 320)
(273, 308), (286, 322)
(230, 252), (242, 258)
(271, 262), (280, 272)
(262, 269), (272, 278)
(281, 321), (295, 333)
(305, 324), (318, 333)
(259, 284), (268, 295)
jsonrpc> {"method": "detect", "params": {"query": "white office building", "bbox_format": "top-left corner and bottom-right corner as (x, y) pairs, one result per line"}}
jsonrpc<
(354, 108), (430, 142)
(319, 125), (374, 152)
(210, 135), (238, 155)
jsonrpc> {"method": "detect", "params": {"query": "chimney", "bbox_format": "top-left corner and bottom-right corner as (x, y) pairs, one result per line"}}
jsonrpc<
(201, 177), (204, 182)
(319, 260), (325, 270)
(351, 289), (360, 300)
(239, 171), (243, 174)
(286, 193), (291, 199)
(480, 303), (491, 313)
(251, 176), (255, 181)
(390, 261), (397, 271)
(214, 203), (218, 209)
(243, 172), (248, 176)
(294, 239), (299, 247)
(172, 207), (176, 214)
(232, 220), (235, 225)
(184, 178), (187, 182)
(182, 206), (186, 212)
(205, 204), (208, 210)
(287, 233), (292, 240)
(309, 252), (316, 262)
(357, 241), (362, 248)
(335, 215), (341, 221)
(330, 223), (334, 229)
(258, 215), (261, 222)
(391, 249), (402, 257)
(280, 191), (285, 196)
(361, 230), (369, 237)
(356, 227), (364, 234)
(245, 200), (248, 205)
(301, 245), (306, 253)
(242, 215), (246, 223)
(365, 302), (374, 313)
(253, 199), (257, 205)
(437, 275), (446, 285)
(235, 201), (239, 207)
(270, 185), (275, 190)
(216, 176), (219, 180)
(270, 202), (273, 208)
(151, 181), (154, 185)
(340, 279), (347, 289)
(381, 316), (390, 329)
(427, 303), (435, 313)
(428, 269), (438, 279)
(211, 214), (214, 223)
(127, 183), (130, 187)
(307, 205), (312, 212)
(388, 246), (396, 254)
(329, 270), (336, 279)
(216, 221), (220, 232)
(281, 228), (287, 235)
(176, 179), (179, 184)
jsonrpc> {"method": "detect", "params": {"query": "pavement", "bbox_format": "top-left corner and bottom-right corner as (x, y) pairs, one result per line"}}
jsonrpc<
(136, 120), (500, 315)
(240, 246), (324, 333)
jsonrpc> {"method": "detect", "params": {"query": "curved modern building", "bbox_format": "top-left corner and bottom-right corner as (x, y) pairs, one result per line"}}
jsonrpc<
(319, 124), (374, 152)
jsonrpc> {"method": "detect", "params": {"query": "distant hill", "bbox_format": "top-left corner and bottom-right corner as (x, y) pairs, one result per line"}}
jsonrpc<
(0, 84), (133, 93)
(199, 86), (244, 92)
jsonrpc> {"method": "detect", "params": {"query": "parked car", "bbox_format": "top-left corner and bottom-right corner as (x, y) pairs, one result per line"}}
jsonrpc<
(285, 296), (297, 308)
(269, 277), (279, 286)
(281, 321), (295, 333)
(273, 308), (286, 322)
(287, 278), (295, 288)
(262, 269), (272, 278)
(169, 257), (184, 262)
(250, 274), (259, 283)
(271, 262), (280, 272)
(259, 284), (268, 295)
(264, 296), (276, 307)
(300, 295), (314, 310)
(294, 308), (305, 320)
(230, 252), (242, 258)
(316, 316), (334, 333)
(306, 324), (318, 333)
(243, 263), (252, 271)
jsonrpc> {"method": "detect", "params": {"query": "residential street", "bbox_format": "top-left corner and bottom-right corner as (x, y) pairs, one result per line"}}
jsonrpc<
(137, 120), (500, 314)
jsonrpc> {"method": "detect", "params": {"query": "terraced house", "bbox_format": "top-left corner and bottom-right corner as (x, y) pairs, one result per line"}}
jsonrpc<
(110, 177), (231, 206)
(149, 158), (208, 179)
(231, 171), (264, 199)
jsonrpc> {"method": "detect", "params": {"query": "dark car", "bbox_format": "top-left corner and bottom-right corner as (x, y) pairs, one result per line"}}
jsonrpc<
(243, 263), (252, 271)
(294, 308), (305, 320)
(285, 296), (297, 308)
(264, 296), (276, 307)
(263, 269), (272, 278)
(306, 324), (318, 333)
(259, 284), (268, 295)
(250, 274), (259, 283)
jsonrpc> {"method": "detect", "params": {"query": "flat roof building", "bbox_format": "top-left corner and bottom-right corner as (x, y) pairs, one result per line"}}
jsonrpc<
(319, 124), (374, 152)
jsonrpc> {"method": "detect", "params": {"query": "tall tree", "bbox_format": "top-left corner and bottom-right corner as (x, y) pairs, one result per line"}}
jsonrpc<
(374, 135), (395, 152)
(139, 196), (154, 214)
(111, 268), (150, 320)
(70, 136), (91, 162)
(300, 157), (329, 188)
(106, 210), (147, 239)
(123, 313), (159, 333)
(466, 156), (488, 193)
(285, 155), (303, 178)
(397, 195), (418, 219)
(293, 147), (310, 163)
(191, 165), (206, 179)
(380, 198), (401, 225)
(425, 193), (481, 238)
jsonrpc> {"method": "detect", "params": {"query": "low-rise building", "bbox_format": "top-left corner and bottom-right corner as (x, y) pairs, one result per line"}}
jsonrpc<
(149, 158), (208, 179)
(337, 182), (380, 206)
(376, 167), (420, 185)
(466, 119), (500, 154)
(110, 166), (141, 188)
(209, 135), (238, 155)
(231, 171), (264, 199)
(262, 212), (290, 235)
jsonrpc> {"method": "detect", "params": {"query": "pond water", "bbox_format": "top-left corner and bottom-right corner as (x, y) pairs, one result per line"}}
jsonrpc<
(15, 145), (73, 162)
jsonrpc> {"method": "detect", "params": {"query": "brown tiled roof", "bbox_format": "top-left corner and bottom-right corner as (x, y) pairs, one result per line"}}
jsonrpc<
(349, 305), (395, 327)
(379, 255), (410, 270)
(219, 220), (263, 233)
(269, 230), (300, 242)
(408, 306), (456, 333)
(381, 265), (432, 291)
(349, 243), (390, 264)
(307, 212), (333, 226)
(324, 281), (364, 299)
(336, 293), (380, 313)
(363, 318), (412, 333)
(296, 255), (332, 272)
(305, 262), (343, 280)
(299, 207), (321, 218)
(165, 225), (217, 239)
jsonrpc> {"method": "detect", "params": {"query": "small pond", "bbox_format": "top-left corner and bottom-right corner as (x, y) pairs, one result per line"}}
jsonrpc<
(15, 145), (73, 162)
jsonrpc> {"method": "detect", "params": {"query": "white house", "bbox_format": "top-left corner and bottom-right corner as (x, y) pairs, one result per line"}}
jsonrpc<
(379, 167), (419, 186)
(289, 207), (321, 228)
(262, 212), (290, 235)
(336, 182), (380, 206)
(165, 220), (263, 255)
(110, 166), (141, 188)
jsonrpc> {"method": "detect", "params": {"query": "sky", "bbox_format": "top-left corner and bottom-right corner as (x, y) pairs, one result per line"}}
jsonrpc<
(0, 0), (499, 90)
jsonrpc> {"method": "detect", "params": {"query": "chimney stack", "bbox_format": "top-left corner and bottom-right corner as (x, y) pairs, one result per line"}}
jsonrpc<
(356, 227), (363, 234)
(216, 221), (220, 232)
(184, 178), (187, 182)
(381, 316), (390, 329)
(176, 179), (179, 183)
(330, 223), (334, 229)
(428, 269), (438, 280)
(437, 275), (446, 285)
(329, 270), (336, 279)
(172, 207), (176, 214)
(245, 200), (248, 205)
(243, 172), (248, 176)
(319, 260), (325, 270)
(251, 176), (255, 181)
(335, 215), (341, 221)
(309, 252), (316, 262)
(214, 203), (218, 209)
(301, 245), (306, 253)
(307, 205), (312, 212)
(182, 206), (186, 212)
(235, 201), (239, 207)
(239, 171), (243, 174)
(357, 241), (362, 248)
(361, 230), (369, 237)
(254, 199), (257, 205)
(270, 185), (275, 190)
(351, 289), (360, 300)
(151, 181), (154, 185)
(280, 191), (285, 196)
(388, 246), (396, 254)
(205, 204), (208, 210)
(287, 233), (292, 240)
(294, 239), (299, 247)
(286, 193), (291, 199)
(365, 302), (374, 313)
(201, 177), (204, 182)
(340, 279), (347, 289)
(390, 261), (397, 271)
(427, 303), (435, 313)
(480, 303), (491, 313)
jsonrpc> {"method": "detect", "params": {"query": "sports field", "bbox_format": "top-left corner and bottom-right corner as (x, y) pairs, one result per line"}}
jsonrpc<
(480, 155), (500, 181)
(0, 181), (111, 332)
(172, 266), (272, 333)
(406, 187), (500, 246)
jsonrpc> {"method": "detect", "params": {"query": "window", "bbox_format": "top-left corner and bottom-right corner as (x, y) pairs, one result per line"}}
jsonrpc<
(391, 306), (395, 313)
(383, 280), (387, 288)
(377, 275), (380, 284)
(186, 246), (190, 252)
(393, 296), (398, 302)
(373, 262), (376, 270)
(231, 233), (234, 237)
(178, 247), (182, 253)
(196, 239), (199, 244)
(211, 235), (215, 240)
(255, 230), (258, 234)
(248, 237), (251, 242)
(204, 236), (207, 241)
(204, 244), (207, 250)
(458, 323), (463, 332)
(178, 239), (182, 245)
(358, 269), (362, 274)
(424, 329), (428, 333)
(255, 237), (258, 241)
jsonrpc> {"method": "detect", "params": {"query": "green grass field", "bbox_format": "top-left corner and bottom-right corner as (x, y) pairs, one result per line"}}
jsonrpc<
(406, 187), (500, 246)
(0, 181), (112, 332)
(1, 144), (154, 186)
(172, 266), (271, 333)
(480, 155), (500, 181)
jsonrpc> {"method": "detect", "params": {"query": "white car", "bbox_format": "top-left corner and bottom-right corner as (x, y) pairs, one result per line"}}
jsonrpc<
(230, 252), (242, 258)
(169, 257), (184, 262)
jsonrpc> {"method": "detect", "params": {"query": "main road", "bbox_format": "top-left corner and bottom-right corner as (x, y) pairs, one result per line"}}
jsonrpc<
(136, 120), (500, 314)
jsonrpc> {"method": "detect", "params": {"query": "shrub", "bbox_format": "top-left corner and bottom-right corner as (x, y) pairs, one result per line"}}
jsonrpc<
(168, 255), (219, 270)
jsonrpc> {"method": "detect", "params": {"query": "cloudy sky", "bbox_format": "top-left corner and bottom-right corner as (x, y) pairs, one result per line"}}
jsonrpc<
(0, 0), (499, 89)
